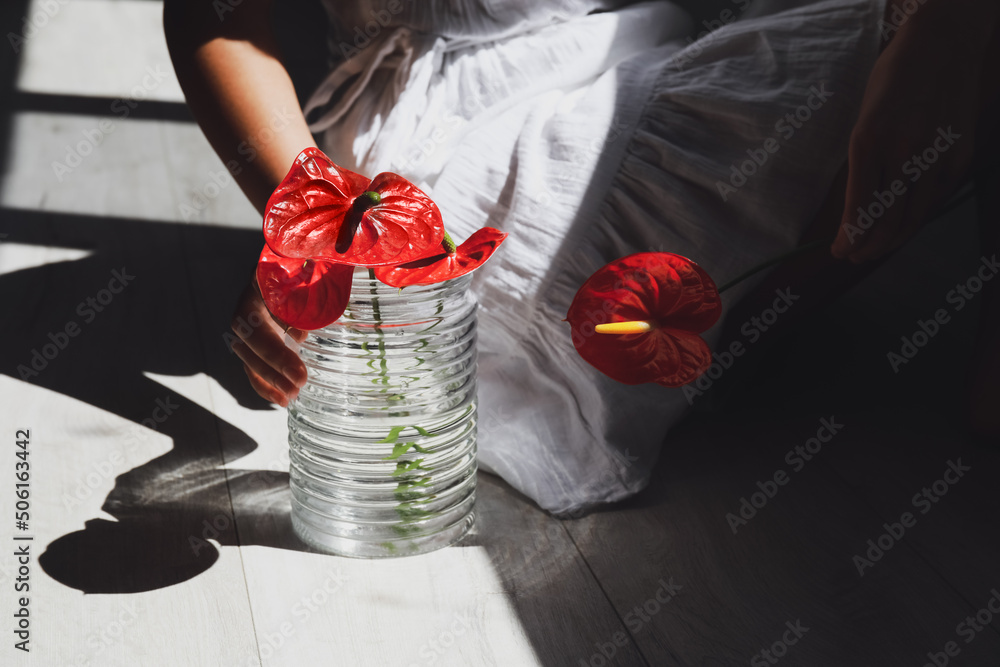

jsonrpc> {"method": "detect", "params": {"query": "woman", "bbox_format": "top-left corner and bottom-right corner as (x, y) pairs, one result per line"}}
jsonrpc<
(164, 0), (1000, 514)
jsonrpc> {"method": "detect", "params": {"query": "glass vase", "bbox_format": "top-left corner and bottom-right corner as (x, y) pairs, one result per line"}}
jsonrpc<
(288, 268), (478, 558)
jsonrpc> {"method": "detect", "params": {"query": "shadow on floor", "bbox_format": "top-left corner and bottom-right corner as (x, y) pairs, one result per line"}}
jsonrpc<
(0, 207), (319, 593)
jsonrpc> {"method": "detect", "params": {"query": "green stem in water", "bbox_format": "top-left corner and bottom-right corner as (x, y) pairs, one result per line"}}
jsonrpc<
(368, 268), (389, 388)
(368, 269), (436, 537)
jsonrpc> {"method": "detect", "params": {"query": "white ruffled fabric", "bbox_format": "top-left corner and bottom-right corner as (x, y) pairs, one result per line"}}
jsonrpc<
(305, 0), (886, 514)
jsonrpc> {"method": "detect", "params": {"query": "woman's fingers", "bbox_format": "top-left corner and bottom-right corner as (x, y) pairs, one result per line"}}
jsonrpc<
(233, 282), (308, 385)
(850, 169), (936, 263)
(285, 326), (309, 344)
(231, 279), (308, 404)
(243, 364), (290, 407)
(832, 0), (984, 264)
(842, 141), (912, 263)
(832, 131), (884, 259)
(232, 339), (299, 398)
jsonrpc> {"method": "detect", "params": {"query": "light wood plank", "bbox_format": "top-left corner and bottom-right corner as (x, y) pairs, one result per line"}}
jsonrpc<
(15, 0), (185, 102)
(0, 113), (257, 226)
(0, 375), (260, 667)
(0, 207), (262, 666)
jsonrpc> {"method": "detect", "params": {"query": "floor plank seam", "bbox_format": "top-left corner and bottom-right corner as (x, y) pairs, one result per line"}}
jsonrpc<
(560, 520), (655, 667)
(178, 233), (265, 667)
(816, 454), (1000, 640)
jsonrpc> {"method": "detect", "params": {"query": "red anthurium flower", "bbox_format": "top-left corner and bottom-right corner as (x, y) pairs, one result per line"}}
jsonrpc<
(264, 147), (444, 266)
(565, 253), (722, 387)
(255, 244), (355, 331)
(374, 227), (508, 288)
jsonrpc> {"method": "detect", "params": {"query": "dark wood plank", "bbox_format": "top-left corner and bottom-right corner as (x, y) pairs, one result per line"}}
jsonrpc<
(564, 413), (1000, 666)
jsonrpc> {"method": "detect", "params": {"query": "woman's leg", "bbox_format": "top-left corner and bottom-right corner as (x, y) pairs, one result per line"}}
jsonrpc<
(969, 165), (999, 438)
(709, 24), (1000, 435)
(967, 23), (1000, 438)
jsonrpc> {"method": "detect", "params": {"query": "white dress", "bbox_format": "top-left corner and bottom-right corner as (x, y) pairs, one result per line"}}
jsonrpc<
(304, 0), (886, 514)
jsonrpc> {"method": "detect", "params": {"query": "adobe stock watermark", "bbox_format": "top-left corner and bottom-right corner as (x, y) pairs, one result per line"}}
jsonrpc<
(7, 0), (70, 54)
(62, 599), (142, 667)
(59, 396), (179, 512)
(336, 0), (415, 59)
(237, 569), (350, 666)
(683, 287), (799, 404)
(180, 107), (295, 220)
(750, 619), (810, 666)
(51, 67), (172, 182)
(405, 612), (473, 666)
(236, 407), (515, 500)
(840, 126), (961, 245)
(887, 255), (998, 373)
(879, 0), (929, 40)
(121, 396), (181, 451)
(552, 448), (640, 521)
(726, 417), (844, 535)
(577, 577), (683, 667)
(716, 84), (834, 201)
(920, 587), (1000, 667)
(212, 0), (246, 21)
(60, 451), (126, 512)
(15, 268), (135, 381)
(389, 41), (564, 178)
(389, 44), (570, 176)
(583, 116), (630, 161)
(390, 77), (508, 175)
(852, 459), (970, 577)
(224, 304), (277, 354)
(235, 386), (468, 493)
(670, 0), (754, 70)
(189, 511), (236, 556)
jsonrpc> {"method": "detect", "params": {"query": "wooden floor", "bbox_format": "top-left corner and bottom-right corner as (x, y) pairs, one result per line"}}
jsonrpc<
(1, 2), (999, 666)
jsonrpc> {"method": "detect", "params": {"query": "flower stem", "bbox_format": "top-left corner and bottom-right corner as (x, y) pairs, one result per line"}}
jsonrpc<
(368, 268), (389, 387)
(716, 165), (998, 296)
(717, 238), (829, 294)
(368, 269), (437, 541)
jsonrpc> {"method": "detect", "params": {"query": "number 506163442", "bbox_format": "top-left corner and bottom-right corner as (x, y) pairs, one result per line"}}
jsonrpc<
(15, 429), (30, 530)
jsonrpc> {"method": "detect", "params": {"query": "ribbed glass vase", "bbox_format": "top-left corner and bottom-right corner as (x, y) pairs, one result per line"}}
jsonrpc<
(288, 268), (478, 558)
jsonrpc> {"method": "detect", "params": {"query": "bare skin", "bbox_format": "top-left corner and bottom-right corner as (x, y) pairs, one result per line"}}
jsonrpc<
(165, 0), (1000, 419)
(832, 0), (1000, 436)
(831, 0), (999, 262)
(165, 0), (314, 406)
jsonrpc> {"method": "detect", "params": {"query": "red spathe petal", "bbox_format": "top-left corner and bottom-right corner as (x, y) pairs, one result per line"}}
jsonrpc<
(374, 227), (508, 287)
(263, 148), (444, 266)
(565, 252), (721, 387)
(256, 245), (354, 331)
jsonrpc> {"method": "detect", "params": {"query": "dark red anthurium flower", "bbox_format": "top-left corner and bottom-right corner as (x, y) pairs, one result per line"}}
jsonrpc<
(565, 253), (722, 387)
(255, 244), (355, 331)
(374, 227), (508, 288)
(264, 147), (444, 267)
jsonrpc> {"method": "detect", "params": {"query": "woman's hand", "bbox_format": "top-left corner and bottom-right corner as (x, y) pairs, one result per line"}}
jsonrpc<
(831, 0), (998, 263)
(230, 276), (308, 406)
(165, 0), (321, 404)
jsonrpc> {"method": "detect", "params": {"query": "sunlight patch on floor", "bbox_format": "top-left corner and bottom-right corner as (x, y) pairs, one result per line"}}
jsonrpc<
(0, 241), (91, 276)
(15, 0), (184, 102)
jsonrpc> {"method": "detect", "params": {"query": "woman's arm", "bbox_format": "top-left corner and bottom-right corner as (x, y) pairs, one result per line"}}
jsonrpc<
(164, 0), (314, 405)
(163, 0), (316, 211)
(831, 0), (1000, 263)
